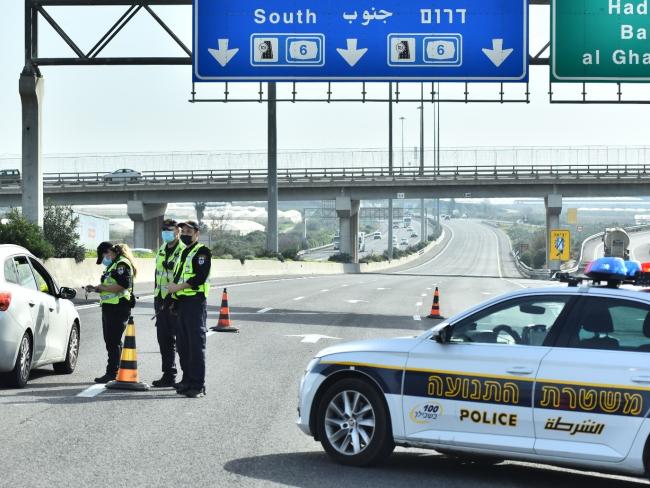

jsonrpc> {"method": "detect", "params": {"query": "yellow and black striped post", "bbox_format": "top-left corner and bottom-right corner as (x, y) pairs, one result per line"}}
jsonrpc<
(106, 316), (149, 391)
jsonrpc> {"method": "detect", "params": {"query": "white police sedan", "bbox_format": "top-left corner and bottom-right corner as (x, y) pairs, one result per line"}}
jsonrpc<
(297, 276), (650, 479)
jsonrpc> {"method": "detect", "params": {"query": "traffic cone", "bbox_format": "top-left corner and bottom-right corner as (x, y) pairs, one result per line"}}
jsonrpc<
(428, 287), (445, 319)
(212, 288), (239, 333)
(106, 316), (149, 391)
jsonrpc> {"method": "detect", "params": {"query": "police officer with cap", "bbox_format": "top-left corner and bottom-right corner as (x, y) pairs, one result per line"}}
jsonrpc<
(151, 219), (185, 388)
(88, 241), (137, 383)
(166, 221), (211, 398)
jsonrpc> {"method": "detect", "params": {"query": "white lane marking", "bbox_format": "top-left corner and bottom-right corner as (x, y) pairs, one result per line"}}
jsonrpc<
(320, 289), (329, 293)
(482, 292), (493, 295)
(346, 299), (368, 304)
(257, 307), (273, 314)
(286, 334), (341, 344)
(293, 296), (305, 301)
(413, 315), (422, 321)
(76, 384), (106, 398)
(421, 293), (427, 297)
(492, 229), (526, 289)
(207, 330), (217, 337)
(376, 287), (391, 291)
(397, 227), (453, 273)
(341, 284), (349, 288)
(594, 242), (603, 261)
(416, 302), (423, 307)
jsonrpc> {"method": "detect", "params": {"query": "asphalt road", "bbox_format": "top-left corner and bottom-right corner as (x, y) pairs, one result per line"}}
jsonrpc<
(1, 220), (646, 487)
(304, 218), (433, 262)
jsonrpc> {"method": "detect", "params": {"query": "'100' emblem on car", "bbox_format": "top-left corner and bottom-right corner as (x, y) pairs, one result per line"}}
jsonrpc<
(427, 374), (520, 405)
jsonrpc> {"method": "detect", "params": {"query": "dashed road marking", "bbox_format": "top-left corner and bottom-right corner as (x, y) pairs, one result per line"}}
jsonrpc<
(257, 307), (273, 314)
(293, 296), (305, 301)
(413, 315), (422, 321)
(76, 384), (106, 398)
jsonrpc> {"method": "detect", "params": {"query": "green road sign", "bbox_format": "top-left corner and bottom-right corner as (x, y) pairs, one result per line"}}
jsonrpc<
(552, 0), (650, 81)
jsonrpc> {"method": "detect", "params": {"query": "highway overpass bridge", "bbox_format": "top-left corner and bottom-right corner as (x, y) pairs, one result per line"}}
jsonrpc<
(3, 163), (649, 264)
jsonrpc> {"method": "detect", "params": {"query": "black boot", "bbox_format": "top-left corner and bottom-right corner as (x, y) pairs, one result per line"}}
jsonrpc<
(152, 375), (177, 388)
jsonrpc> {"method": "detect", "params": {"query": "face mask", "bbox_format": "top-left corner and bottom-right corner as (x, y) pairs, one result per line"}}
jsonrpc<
(161, 230), (176, 243)
(102, 257), (113, 267)
(180, 235), (193, 246)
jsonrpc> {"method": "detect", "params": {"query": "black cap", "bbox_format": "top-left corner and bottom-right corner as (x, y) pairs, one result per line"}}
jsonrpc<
(178, 221), (200, 232)
(162, 219), (178, 230)
(96, 241), (113, 264)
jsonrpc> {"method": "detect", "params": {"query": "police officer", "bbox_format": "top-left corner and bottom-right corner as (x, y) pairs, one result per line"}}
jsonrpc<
(151, 219), (185, 388)
(166, 221), (211, 398)
(88, 242), (138, 384)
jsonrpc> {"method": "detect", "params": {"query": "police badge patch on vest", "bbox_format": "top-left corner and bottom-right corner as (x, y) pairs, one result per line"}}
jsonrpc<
(198, 256), (206, 266)
(117, 266), (125, 275)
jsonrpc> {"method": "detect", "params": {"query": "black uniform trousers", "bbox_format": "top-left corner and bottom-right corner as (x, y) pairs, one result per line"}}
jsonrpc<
(176, 296), (207, 390)
(101, 301), (131, 376)
(154, 296), (179, 378)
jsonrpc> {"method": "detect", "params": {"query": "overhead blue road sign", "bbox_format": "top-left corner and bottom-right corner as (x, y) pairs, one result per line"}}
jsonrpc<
(193, 0), (528, 82)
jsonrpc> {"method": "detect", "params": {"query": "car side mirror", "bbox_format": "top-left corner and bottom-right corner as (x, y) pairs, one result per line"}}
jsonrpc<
(431, 324), (451, 344)
(59, 287), (77, 300)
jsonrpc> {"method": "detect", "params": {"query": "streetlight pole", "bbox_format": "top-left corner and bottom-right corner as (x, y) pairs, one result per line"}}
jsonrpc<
(399, 116), (405, 170)
(419, 83), (424, 176)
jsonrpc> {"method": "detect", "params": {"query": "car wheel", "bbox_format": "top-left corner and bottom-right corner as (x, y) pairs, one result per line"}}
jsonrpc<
(316, 377), (394, 466)
(53, 323), (79, 374)
(6, 333), (32, 388)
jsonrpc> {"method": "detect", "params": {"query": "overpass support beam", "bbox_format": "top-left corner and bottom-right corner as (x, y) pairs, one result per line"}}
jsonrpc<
(336, 197), (360, 263)
(545, 194), (563, 272)
(128, 201), (167, 250)
(19, 72), (44, 226)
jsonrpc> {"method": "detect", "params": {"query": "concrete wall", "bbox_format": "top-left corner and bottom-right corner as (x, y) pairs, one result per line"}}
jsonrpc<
(44, 232), (446, 289)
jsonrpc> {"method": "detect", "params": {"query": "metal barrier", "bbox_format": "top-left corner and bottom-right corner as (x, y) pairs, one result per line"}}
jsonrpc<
(35, 163), (650, 188)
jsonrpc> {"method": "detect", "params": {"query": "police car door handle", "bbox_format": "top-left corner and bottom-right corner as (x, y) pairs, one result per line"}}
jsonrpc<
(506, 366), (534, 375)
(28, 301), (35, 307)
(631, 375), (650, 384)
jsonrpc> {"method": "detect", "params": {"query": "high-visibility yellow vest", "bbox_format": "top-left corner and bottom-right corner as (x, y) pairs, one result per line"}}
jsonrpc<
(100, 257), (132, 305)
(173, 243), (210, 299)
(154, 241), (185, 299)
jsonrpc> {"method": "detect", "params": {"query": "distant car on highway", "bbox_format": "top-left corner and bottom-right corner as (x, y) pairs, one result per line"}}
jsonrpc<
(399, 238), (408, 246)
(0, 245), (79, 388)
(103, 168), (142, 183)
(373, 232), (381, 240)
(444, 215), (451, 221)
(132, 248), (153, 254)
(297, 268), (650, 474)
(410, 232), (418, 238)
(392, 224), (399, 230)
(407, 227), (414, 233)
(0, 169), (21, 185)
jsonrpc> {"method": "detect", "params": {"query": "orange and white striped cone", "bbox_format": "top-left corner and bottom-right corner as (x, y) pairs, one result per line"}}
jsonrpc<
(106, 317), (149, 391)
(427, 287), (445, 319)
(212, 288), (239, 333)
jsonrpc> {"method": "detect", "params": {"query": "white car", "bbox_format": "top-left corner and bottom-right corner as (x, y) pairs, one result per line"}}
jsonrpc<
(297, 282), (650, 479)
(0, 245), (80, 387)
(103, 168), (142, 183)
(400, 238), (408, 246)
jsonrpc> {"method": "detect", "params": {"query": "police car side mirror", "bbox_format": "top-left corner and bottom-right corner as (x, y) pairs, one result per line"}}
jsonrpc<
(431, 324), (451, 344)
(58, 287), (76, 300)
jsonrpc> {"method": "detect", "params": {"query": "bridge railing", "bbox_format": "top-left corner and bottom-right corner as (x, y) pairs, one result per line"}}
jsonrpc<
(36, 163), (650, 187)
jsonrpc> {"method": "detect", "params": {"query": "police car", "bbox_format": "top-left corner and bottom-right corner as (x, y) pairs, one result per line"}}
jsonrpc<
(296, 257), (650, 479)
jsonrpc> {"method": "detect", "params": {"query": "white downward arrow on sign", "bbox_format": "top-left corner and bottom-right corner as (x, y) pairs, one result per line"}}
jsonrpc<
(337, 39), (368, 67)
(286, 334), (342, 344)
(208, 39), (239, 67)
(482, 39), (513, 68)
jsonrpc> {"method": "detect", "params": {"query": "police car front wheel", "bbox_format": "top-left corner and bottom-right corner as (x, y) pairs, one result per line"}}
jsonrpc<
(316, 378), (394, 466)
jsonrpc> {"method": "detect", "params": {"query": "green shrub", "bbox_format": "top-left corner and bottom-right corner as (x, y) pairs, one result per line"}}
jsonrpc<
(329, 253), (352, 263)
(43, 205), (85, 262)
(0, 209), (53, 259)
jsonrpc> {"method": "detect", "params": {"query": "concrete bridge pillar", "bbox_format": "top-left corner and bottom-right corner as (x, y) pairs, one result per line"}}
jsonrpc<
(336, 197), (360, 263)
(545, 194), (563, 272)
(19, 72), (44, 227)
(127, 201), (167, 250)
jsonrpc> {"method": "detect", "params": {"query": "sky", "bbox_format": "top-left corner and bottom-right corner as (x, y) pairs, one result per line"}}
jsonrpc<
(1, 3), (650, 159)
